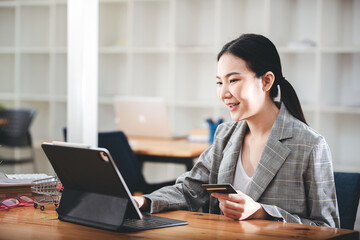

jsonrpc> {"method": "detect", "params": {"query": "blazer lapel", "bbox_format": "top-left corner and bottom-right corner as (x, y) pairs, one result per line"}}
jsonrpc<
(217, 121), (247, 184)
(247, 104), (292, 201)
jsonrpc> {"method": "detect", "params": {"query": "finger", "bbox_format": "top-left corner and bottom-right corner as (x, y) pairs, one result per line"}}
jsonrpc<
(219, 202), (242, 220)
(217, 193), (246, 205)
(218, 198), (244, 211)
(212, 192), (244, 203)
(211, 192), (228, 199)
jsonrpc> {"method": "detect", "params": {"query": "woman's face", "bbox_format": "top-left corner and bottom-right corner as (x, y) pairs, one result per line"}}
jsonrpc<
(216, 53), (267, 122)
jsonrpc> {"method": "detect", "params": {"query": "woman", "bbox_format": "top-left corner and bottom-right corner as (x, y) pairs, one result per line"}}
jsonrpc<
(134, 34), (340, 227)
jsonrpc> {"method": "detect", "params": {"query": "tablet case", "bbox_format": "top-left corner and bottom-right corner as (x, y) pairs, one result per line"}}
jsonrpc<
(42, 143), (188, 232)
(41, 143), (142, 231)
(57, 188), (129, 231)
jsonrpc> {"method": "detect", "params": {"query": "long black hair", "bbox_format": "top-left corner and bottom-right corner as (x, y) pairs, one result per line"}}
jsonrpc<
(218, 34), (307, 125)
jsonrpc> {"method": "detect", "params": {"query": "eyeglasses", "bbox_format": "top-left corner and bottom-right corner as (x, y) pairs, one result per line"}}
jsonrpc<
(0, 196), (35, 210)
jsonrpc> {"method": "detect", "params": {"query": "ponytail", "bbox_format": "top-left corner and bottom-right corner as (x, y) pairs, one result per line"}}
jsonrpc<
(279, 78), (307, 125)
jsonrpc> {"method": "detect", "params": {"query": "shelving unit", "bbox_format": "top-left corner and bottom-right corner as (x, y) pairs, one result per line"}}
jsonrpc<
(0, 0), (67, 144)
(0, 0), (359, 172)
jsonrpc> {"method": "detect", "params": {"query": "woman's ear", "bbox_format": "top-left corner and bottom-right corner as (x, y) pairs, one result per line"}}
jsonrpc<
(262, 71), (275, 92)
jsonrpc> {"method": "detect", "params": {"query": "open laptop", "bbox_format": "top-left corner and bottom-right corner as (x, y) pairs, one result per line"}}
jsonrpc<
(41, 142), (187, 232)
(114, 97), (184, 139)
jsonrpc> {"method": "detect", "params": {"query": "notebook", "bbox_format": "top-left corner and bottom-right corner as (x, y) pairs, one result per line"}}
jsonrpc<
(41, 141), (187, 232)
(114, 97), (184, 139)
(0, 172), (52, 187)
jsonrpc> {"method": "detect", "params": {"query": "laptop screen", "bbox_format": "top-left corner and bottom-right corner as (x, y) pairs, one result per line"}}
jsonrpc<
(114, 97), (174, 139)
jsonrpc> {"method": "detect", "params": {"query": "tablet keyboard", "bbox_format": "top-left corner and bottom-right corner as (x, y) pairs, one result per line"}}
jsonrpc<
(121, 214), (187, 231)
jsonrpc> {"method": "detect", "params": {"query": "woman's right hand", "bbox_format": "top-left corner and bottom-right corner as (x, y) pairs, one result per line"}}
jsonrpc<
(133, 196), (147, 210)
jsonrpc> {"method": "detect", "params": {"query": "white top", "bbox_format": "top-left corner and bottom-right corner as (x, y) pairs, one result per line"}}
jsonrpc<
(232, 148), (252, 193)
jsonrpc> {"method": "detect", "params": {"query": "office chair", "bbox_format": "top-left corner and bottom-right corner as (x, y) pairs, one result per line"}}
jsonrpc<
(0, 109), (37, 171)
(63, 128), (175, 194)
(334, 172), (360, 230)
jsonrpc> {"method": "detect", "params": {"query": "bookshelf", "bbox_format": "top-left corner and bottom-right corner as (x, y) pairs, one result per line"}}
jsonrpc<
(0, 0), (359, 173)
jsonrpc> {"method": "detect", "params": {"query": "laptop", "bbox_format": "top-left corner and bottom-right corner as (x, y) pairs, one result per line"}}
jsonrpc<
(41, 142), (188, 232)
(114, 97), (184, 139)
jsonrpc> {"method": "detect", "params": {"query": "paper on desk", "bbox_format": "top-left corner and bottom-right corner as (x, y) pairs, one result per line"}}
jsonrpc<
(0, 172), (38, 187)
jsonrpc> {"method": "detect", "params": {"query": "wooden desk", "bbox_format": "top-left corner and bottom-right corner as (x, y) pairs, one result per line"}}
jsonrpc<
(129, 137), (209, 171)
(0, 206), (358, 240)
(0, 118), (9, 126)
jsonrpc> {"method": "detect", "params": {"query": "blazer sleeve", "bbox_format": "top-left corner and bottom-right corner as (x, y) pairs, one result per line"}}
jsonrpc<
(142, 145), (214, 213)
(260, 137), (340, 228)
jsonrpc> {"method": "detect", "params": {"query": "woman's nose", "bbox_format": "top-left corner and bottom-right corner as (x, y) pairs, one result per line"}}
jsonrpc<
(220, 84), (231, 99)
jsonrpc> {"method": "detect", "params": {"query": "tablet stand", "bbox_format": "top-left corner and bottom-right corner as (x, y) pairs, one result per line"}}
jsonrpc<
(56, 188), (129, 231)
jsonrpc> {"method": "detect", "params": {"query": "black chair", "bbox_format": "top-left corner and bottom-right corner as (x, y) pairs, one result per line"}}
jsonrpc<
(334, 172), (360, 230)
(0, 109), (36, 170)
(63, 128), (175, 194)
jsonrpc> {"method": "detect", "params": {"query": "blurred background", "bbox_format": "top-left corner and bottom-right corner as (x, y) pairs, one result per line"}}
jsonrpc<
(0, 0), (359, 228)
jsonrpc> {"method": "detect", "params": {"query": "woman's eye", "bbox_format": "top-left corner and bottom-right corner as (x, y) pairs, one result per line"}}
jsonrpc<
(230, 79), (239, 83)
(216, 82), (223, 85)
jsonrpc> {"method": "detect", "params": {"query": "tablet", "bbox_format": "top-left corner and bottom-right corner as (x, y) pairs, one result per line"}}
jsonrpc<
(41, 142), (187, 232)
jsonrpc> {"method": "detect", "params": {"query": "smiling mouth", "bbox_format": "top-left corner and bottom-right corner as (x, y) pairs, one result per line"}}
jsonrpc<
(229, 103), (240, 107)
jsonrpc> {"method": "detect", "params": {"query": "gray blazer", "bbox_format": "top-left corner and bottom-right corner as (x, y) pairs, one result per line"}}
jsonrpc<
(143, 104), (340, 228)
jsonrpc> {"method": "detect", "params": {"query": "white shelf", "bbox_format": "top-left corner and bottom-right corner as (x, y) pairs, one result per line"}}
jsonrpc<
(0, 53), (14, 93)
(320, 53), (360, 107)
(174, 52), (217, 102)
(0, 0), (359, 174)
(173, 106), (216, 135)
(99, 1), (128, 47)
(0, 6), (15, 47)
(98, 97), (114, 105)
(219, 0), (267, 45)
(320, 106), (360, 115)
(19, 5), (50, 47)
(17, 1), (52, 6)
(99, 46), (129, 53)
(132, 1), (170, 47)
(51, 101), (67, 139)
(280, 53), (317, 105)
(174, 100), (220, 109)
(53, 53), (67, 94)
(175, 0), (216, 47)
(302, 104), (317, 112)
(54, 47), (66, 53)
(174, 46), (217, 53)
(333, 164), (360, 173)
(52, 95), (67, 102)
(19, 100), (50, 142)
(18, 47), (51, 53)
(98, 53), (127, 97)
(18, 94), (51, 102)
(277, 47), (317, 54)
(19, 53), (50, 95)
(0, 47), (16, 53)
(130, 53), (170, 98)
(0, 2), (17, 7)
(269, 0), (317, 47)
(321, 46), (360, 53)
(321, 0), (360, 47)
(55, 3), (67, 47)
(319, 113), (360, 169)
(0, 93), (16, 100)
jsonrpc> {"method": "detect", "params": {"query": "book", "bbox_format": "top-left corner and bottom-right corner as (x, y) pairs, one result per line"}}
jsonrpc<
(0, 172), (52, 198)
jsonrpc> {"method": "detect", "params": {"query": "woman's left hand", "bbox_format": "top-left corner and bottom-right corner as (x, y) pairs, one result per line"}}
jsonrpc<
(211, 191), (268, 221)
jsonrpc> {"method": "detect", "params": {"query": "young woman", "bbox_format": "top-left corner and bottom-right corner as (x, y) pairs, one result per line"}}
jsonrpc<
(134, 34), (340, 227)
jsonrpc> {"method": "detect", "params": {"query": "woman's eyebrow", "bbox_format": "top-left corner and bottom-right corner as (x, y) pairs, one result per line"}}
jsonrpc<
(216, 72), (241, 79)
